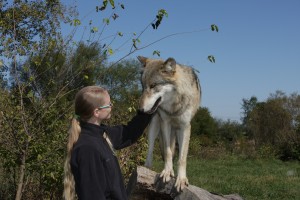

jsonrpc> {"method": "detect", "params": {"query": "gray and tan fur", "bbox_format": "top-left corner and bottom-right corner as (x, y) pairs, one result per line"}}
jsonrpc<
(138, 56), (201, 191)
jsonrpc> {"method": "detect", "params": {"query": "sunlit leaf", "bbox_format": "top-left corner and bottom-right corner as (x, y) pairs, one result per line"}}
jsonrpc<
(27, 90), (34, 98)
(211, 24), (219, 32)
(208, 55), (216, 63)
(153, 50), (161, 57)
(109, 0), (115, 9)
(103, 18), (110, 25)
(29, 76), (35, 82)
(73, 19), (81, 26)
(108, 47), (114, 55)
(91, 27), (98, 33)
(100, 0), (108, 10)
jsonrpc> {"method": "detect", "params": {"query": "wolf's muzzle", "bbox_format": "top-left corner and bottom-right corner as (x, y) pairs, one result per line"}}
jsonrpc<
(139, 96), (162, 114)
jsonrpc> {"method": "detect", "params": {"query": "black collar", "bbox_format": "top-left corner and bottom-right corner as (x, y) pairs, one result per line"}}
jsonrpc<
(79, 121), (107, 137)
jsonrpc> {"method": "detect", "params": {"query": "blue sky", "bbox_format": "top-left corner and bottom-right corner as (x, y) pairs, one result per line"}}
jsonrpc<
(61, 0), (300, 122)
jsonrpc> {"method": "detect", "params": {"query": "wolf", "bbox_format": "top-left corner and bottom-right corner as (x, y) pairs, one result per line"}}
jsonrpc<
(138, 56), (201, 191)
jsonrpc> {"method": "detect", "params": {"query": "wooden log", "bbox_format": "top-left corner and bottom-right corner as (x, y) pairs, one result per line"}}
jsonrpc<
(127, 166), (243, 200)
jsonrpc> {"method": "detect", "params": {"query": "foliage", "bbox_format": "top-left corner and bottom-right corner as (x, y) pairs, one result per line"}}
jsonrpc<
(0, 71), (71, 199)
(0, 3), (75, 197)
(0, 0), (73, 58)
(191, 107), (218, 139)
(215, 119), (245, 153)
(0, 61), (8, 88)
(243, 91), (300, 160)
(151, 9), (168, 29)
(249, 100), (291, 144)
(216, 119), (244, 142)
(241, 96), (258, 137)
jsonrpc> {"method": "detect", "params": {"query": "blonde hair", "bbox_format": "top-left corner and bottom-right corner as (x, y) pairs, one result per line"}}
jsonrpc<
(63, 86), (108, 200)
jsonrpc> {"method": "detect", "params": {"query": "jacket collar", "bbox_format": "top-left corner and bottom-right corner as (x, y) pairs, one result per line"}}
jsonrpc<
(79, 121), (106, 137)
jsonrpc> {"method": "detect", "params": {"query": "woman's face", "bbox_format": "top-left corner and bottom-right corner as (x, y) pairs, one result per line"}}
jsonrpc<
(96, 91), (112, 121)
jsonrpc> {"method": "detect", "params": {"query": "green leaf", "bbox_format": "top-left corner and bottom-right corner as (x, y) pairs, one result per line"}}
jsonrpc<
(73, 19), (81, 26)
(37, 154), (42, 161)
(84, 75), (89, 80)
(108, 47), (114, 55)
(153, 50), (161, 57)
(27, 90), (34, 98)
(211, 24), (219, 32)
(50, 172), (55, 180)
(208, 55), (216, 63)
(29, 76), (35, 82)
(132, 39), (138, 49)
(23, 66), (29, 72)
(91, 27), (98, 33)
(158, 9), (168, 18)
(109, 0), (115, 9)
(118, 32), (123, 37)
(103, 18), (110, 25)
(100, 0), (108, 10)
(152, 9), (168, 29)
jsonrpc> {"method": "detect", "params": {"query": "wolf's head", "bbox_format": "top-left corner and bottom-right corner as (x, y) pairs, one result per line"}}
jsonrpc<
(138, 56), (177, 114)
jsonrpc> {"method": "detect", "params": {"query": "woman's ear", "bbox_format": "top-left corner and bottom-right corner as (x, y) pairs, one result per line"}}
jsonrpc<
(94, 108), (101, 118)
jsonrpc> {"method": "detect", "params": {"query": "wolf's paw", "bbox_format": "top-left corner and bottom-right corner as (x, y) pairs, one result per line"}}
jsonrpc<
(175, 176), (189, 192)
(160, 168), (174, 182)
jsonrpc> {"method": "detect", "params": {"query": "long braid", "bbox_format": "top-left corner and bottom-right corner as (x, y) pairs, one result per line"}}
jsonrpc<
(63, 118), (81, 200)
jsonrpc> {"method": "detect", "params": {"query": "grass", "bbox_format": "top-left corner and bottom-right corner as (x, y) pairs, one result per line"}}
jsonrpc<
(152, 156), (300, 200)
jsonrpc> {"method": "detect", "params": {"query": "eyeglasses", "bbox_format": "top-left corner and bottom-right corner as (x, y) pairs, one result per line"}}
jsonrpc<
(98, 102), (113, 110)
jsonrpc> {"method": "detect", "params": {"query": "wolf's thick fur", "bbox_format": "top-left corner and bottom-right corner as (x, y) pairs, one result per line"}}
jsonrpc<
(138, 56), (201, 191)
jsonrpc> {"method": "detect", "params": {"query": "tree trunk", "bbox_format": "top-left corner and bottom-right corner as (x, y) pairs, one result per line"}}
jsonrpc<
(15, 151), (26, 200)
(127, 166), (243, 200)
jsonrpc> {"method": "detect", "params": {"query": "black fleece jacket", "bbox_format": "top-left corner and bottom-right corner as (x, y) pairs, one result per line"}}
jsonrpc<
(70, 111), (152, 200)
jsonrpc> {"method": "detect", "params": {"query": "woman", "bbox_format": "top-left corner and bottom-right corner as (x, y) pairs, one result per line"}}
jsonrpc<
(63, 86), (153, 200)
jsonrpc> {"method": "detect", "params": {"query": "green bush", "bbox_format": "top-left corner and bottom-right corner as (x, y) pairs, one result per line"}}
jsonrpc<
(276, 130), (300, 161)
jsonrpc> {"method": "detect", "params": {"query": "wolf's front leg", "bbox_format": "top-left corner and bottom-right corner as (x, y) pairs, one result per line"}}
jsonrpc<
(145, 114), (160, 168)
(175, 124), (191, 191)
(160, 120), (174, 182)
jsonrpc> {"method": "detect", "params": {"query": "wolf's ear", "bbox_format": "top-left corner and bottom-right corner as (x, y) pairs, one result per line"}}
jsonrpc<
(162, 57), (176, 74)
(137, 56), (148, 67)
